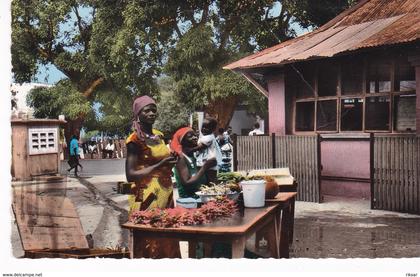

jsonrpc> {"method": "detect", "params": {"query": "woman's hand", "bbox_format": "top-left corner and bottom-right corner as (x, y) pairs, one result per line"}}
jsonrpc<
(202, 157), (217, 170)
(159, 153), (178, 166)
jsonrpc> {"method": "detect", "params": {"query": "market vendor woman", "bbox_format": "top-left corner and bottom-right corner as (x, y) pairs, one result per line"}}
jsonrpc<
(125, 95), (179, 258)
(170, 127), (216, 198)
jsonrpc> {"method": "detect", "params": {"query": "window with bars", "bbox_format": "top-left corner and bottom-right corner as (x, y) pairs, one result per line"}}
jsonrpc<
(317, 100), (337, 131)
(394, 94), (416, 132)
(295, 101), (315, 131)
(293, 55), (416, 134)
(340, 98), (363, 131)
(28, 127), (58, 155)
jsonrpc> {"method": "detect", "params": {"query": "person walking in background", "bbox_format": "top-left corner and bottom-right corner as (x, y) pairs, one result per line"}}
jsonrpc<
(248, 122), (264, 136)
(67, 134), (82, 176)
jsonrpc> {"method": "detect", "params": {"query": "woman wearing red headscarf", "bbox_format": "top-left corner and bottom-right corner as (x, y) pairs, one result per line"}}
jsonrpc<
(125, 95), (180, 258)
(171, 127), (216, 198)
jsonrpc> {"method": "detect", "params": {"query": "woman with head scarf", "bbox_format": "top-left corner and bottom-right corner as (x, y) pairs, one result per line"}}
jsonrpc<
(125, 95), (180, 258)
(171, 127), (216, 198)
(172, 127), (229, 258)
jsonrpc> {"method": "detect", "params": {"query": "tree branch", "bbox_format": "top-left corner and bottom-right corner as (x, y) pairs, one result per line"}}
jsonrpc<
(218, 15), (240, 50)
(264, 7), (270, 20)
(73, 6), (83, 31)
(83, 77), (105, 98)
(186, 10), (197, 27)
(279, 1), (285, 21)
(200, 3), (209, 24)
(174, 22), (182, 38)
(73, 5), (89, 52)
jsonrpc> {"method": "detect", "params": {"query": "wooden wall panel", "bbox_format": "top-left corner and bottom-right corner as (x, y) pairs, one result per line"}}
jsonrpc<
(11, 125), (29, 180)
(373, 136), (420, 214)
(28, 154), (59, 176)
(236, 136), (272, 170)
(12, 192), (89, 251)
(235, 135), (319, 203)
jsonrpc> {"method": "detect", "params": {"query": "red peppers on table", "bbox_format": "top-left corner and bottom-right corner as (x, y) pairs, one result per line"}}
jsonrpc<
(129, 197), (238, 228)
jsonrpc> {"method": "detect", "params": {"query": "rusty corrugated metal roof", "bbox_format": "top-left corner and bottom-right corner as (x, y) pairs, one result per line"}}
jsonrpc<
(224, 0), (420, 70)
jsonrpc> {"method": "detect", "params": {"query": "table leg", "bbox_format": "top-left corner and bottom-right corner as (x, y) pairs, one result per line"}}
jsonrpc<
(203, 242), (212, 258)
(231, 236), (246, 258)
(130, 230), (144, 258)
(289, 198), (295, 245)
(279, 208), (291, 258)
(188, 241), (197, 258)
(255, 215), (279, 258)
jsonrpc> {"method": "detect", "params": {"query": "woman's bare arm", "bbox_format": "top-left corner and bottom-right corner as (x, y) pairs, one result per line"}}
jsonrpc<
(125, 142), (176, 182)
(175, 156), (216, 186)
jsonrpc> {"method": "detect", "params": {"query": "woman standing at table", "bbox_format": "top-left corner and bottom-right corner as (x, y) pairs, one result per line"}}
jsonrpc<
(125, 95), (179, 258)
(171, 127), (234, 258)
(170, 127), (216, 198)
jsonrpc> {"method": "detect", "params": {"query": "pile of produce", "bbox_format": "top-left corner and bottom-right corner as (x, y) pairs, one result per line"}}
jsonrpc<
(217, 172), (279, 199)
(217, 172), (245, 184)
(198, 183), (239, 194)
(129, 197), (237, 228)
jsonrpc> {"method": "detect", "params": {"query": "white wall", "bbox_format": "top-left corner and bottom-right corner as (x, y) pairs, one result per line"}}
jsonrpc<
(190, 109), (264, 136)
(11, 83), (51, 115)
(230, 110), (264, 135)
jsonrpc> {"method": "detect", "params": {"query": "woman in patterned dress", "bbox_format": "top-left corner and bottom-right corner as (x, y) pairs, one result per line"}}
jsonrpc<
(125, 95), (180, 258)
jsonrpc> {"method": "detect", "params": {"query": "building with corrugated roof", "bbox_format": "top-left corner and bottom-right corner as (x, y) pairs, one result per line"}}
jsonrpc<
(225, 0), (420, 213)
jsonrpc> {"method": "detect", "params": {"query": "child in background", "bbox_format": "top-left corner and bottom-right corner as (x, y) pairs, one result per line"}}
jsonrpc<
(195, 117), (222, 183)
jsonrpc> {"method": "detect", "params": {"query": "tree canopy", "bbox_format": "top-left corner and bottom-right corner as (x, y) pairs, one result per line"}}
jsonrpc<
(13, 0), (354, 137)
(12, 0), (170, 140)
(163, 0), (353, 127)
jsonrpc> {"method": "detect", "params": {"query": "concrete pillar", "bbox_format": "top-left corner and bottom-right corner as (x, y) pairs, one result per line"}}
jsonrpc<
(267, 74), (286, 135)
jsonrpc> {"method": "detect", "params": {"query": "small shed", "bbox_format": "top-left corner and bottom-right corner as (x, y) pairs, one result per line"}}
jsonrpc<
(11, 118), (66, 181)
(225, 0), (420, 213)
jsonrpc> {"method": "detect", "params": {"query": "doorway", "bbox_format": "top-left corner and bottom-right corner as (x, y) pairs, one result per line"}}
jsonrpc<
(320, 135), (371, 202)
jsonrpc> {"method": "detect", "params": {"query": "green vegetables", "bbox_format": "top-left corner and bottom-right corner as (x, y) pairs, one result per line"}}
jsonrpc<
(217, 172), (245, 183)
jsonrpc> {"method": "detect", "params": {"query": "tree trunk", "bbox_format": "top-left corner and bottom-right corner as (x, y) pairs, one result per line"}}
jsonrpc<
(204, 95), (239, 130)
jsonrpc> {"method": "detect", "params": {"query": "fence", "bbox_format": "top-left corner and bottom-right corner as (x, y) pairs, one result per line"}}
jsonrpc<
(234, 134), (420, 214)
(373, 135), (420, 214)
(80, 139), (127, 159)
(234, 134), (320, 203)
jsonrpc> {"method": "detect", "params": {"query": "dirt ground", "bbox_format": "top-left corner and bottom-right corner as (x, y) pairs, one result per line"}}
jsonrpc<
(292, 196), (420, 258)
(9, 160), (420, 259)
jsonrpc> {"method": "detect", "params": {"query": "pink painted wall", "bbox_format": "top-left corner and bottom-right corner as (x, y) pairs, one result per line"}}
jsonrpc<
(321, 140), (370, 199)
(321, 140), (370, 178)
(267, 74), (286, 135)
(321, 180), (370, 199)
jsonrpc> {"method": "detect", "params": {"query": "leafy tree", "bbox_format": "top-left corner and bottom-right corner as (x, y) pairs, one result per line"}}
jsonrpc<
(26, 79), (91, 120)
(154, 77), (191, 138)
(285, 0), (357, 29)
(11, 0), (170, 143)
(27, 81), (134, 138)
(14, 0), (354, 137)
(164, 0), (354, 128)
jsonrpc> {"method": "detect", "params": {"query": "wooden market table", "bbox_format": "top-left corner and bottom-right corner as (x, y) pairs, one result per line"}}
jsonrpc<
(122, 192), (297, 259)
